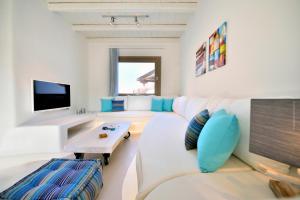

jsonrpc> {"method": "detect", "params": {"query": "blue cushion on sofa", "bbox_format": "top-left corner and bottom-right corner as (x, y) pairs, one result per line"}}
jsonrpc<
(101, 98), (113, 112)
(151, 98), (163, 112)
(163, 98), (174, 112)
(185, 109), (210, 150)
(112, 100), (125, 112)
(212, 109), (227, 117)
(197, 111), (240, 172)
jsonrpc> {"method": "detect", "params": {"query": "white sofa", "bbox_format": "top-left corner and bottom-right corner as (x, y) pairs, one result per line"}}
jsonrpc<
(134, 97), (290, 200)
(97, 96), (172, 134)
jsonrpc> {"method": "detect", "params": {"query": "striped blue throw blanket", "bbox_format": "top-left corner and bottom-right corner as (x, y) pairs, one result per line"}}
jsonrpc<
(0, 159), (103, 200)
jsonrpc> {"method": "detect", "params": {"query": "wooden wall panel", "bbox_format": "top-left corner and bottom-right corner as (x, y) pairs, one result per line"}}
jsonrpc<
(250, 99), (300, 168)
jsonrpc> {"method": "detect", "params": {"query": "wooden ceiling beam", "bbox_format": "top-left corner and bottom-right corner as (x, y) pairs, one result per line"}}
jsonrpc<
(48, 0), (197, 3)
(48, 2), (197, 13)
(72, 24), (186, 32)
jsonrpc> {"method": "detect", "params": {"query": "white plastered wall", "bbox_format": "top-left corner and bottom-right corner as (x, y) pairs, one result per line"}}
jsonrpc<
(180, 0), (300, 98)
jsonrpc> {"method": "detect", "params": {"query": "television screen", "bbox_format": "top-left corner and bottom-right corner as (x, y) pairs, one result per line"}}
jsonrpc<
(33, 80), (70, 111)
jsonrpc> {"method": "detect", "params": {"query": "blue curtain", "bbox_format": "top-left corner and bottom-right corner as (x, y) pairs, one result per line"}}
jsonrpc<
(109, 48), (119, 96)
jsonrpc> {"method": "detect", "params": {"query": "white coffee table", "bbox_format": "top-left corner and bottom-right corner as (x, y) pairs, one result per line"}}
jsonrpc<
(64, 121), (131, 165)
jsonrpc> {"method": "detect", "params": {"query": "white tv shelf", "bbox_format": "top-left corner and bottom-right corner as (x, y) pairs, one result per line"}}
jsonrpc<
(0, 114), (97, 155)
(31, 114), (95, 127)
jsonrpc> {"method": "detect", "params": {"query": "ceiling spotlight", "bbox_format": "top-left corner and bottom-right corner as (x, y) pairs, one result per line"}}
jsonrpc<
(109, 17), (115, 26)
(103, 15), (149, 26)
(135, 16), (140, 27)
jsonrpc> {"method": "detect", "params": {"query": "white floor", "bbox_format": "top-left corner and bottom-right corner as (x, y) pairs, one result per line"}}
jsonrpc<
(0, 134), (139, 200)
(85, 134), (139, 200)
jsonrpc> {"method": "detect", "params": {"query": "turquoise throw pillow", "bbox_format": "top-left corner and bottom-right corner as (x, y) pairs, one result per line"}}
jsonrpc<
(151, 98), (163, 112)
(197, 112), (240, 172)
(101, 98), (113, 112)
(212, 109), (227, 117)
(185, 109), (210, 150)
(163, 98), (174, 112)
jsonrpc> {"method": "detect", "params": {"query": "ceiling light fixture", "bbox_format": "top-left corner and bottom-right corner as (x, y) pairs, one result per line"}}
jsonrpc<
(109, 17), (115, 26)
(103, 15), (149, 26)
(135, 16), (140, 27)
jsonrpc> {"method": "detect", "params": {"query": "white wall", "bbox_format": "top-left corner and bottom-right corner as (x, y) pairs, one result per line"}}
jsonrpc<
(87, 38), (181, 111)
(0, 0), (15, 142)
(180, 0), (300, 98)
(12, 0), (88, 125)
(0, 0), (88, 152)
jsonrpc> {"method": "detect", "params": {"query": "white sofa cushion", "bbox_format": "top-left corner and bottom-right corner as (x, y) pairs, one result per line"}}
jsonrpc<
(205, 97), (224, 113)
(127, 96), (152, 111)
(228, 99), (290, 174)
(184, 97), (208, 121)
(97, 111), (154, 119)
(214, 98), (234, 112)
(172, 96), (187, 117)
(145, 171), (274, 200)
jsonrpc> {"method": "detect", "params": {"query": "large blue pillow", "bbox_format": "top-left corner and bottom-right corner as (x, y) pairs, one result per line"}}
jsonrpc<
(101, 98), (113, 112)
(112, 100), (125, 112)
(197, 112), (240, 172)
(185, 109), (210, 150)
(212, 109), (227, 117)
(163, 98), (174, 112)
(151, 98), (163, 112)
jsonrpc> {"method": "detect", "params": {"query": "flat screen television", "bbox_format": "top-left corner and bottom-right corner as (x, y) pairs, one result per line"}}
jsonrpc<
(33, 80), (71, 112)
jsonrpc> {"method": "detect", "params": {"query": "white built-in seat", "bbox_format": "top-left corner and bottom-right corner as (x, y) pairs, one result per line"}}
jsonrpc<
(145, 171), (275, 200)
(134, 97), (290, 200)
(97, 111), (155, 119)
(97, 96), (173, 134)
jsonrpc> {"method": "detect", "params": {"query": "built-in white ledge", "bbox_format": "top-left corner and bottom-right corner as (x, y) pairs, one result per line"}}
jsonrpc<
(0, 114), (97, 156)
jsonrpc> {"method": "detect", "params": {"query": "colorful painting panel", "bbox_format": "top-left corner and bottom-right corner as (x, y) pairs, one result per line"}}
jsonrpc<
(209, 22), (227, 71)
(195, 42), (207, 76)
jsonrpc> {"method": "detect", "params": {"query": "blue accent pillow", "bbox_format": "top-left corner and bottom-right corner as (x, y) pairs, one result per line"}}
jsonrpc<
(112, 100), (125, 112)
(185, 109), (210, 150)
(163, 98), (174, 112)
(197, 112), (240, 172)
(151, 98), (163, 112)
(101, 98), (113, 112)
(212, 109), (227, 117)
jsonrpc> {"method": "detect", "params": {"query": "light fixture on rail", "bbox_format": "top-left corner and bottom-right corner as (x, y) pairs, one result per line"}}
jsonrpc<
(103, 15), (149, 26)
(135, 16), (140, 27)
(109, 17), (115, 26)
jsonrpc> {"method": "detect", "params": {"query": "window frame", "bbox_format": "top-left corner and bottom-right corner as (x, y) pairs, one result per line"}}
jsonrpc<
(118, 56), (161, 96)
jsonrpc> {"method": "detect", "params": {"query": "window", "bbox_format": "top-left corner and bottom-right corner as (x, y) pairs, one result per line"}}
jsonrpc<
(118, 56), (161, 95)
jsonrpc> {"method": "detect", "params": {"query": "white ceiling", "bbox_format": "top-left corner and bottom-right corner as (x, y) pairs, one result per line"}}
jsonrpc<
(47, 0), (198, 39)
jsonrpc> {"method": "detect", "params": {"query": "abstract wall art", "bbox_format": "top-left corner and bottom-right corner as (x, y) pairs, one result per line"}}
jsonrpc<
(209, 22), (227, 71)
(195, 42), (207, 76)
